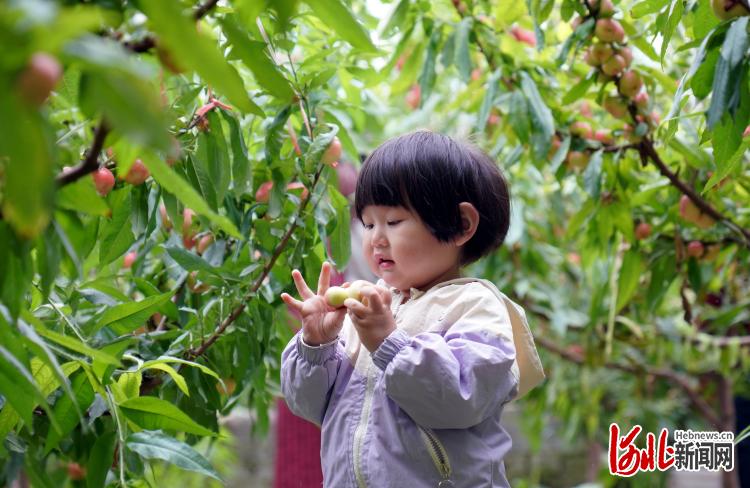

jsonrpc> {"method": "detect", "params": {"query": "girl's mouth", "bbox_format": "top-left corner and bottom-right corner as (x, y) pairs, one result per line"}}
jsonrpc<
(378, 258), (395, 270)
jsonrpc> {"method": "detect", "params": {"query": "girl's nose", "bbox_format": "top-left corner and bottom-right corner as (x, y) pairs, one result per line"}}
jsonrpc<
(370, 226), (388, 248)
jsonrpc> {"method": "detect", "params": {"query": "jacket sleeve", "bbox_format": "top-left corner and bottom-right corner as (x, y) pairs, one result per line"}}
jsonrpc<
(280, 332), (345, 426)
(371, 292), (519, 429)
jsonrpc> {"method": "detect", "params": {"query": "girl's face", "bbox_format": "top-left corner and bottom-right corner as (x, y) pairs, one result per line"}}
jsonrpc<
(360, 205), (462, 297)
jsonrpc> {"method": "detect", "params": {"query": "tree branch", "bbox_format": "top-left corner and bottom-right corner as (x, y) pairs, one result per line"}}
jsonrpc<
(639, 139), (750, 247)
(535, 335), (723, 429)
(55, 120), (109, 187)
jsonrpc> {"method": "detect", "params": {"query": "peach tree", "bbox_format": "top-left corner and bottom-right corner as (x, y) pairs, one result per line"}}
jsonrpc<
(1, 0), (750, 486)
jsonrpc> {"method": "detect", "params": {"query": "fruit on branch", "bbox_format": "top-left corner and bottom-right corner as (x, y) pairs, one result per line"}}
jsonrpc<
(595, 19), (625, 43)
(255, 181), (274, 203)
(471, 68), (482, 81)
(687, 240), (705, 258)
(159, 203), (172, 231)
(322, 137), (342, 166)
(123, 251), (137, 269)
(510, 26), (537, 47)
(618, 71), (643, 98)
(593, 129), (614, 144)
(711, 0), (750, 19)
(633, 91), (649, 109)
(603, 96), (629, 119)
(123, 159), (150, 185)
(679, 195), (715, 229)
(406, 84), (421, 110)
(216, 377), (237, 396)
(566, 150), (590, 169)
(570, 121), (593, 139)
(336, 161), (358, 197)
(622, 124), (643, 143)
(618, 47), (633, 67)
(67, 462), (86, 481)
(286, 181), (309, 200)
(590, 43), (614, 65)
(92, 167), (115, 196)
(196, 234), (214, 255)
(580, 101), (594, 118)
(182, 208), (197, 249)
(635, 222), (652, 240)
(16, 52), (62, 107)
(548, 134), (562, 159)
(588, 0), (616, 16)
(602, 54), (627, 76)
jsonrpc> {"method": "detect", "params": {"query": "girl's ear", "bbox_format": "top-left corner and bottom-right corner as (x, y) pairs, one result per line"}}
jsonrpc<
(455, 202), (479, 246)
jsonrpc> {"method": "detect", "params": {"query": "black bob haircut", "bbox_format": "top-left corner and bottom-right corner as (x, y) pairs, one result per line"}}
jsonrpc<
(354, 130), (511, 266)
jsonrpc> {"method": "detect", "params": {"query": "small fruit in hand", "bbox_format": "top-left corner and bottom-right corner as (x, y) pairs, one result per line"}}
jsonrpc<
(92, 167), (115, 196)
(687, 240), (704, 258)
(17, 52), (63, 107)
(711, 0), (750, 20)
(123, 251), (137, 269)
(595, 19), (625, 43)
(635, 222), (652, 240)
(619, 71), (643, 98)
(406, 84), (421, 110)
(325, 285), (363, 308)
(67, 462), (86, 481)
(123, 159), (149, 185)
(322, 137), (342, 166)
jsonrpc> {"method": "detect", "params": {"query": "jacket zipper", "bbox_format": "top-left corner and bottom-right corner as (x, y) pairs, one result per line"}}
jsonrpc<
(419, 426), (454, 487)
(353, 362), (376, 488)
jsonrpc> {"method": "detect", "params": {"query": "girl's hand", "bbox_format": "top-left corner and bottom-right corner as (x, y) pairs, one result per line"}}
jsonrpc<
(281, 262), (347, 346)
(345, 285), (396, 352)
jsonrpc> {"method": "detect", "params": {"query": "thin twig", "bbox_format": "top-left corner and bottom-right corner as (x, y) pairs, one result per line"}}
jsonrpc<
(55, 120), (109, 187)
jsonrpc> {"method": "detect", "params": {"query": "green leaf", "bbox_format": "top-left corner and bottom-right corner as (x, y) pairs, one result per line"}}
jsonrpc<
(87, 431), (117, 488)
(630, 0), (669, 18)
(141, 363), (189, 396)
(693, 0), (720, 40)
(520, 72), (555, 159)
(44, 371), (95, 453)
(477, 69), (502, 130)
(99, 189), (135, 265)
(328, 187), (351, 269)
(126, 430), (222, 481)
(56, 176), (110, 216)
(418, 26), (441, 101)
(164, 246), (219, 275)
(140, 148), (241, 238)
(303, 0), (377, 52)
(264, 105), (293, 165)
(0, 91), (54, 240)
(119, 397), (215, 436)
(705, 138), (750, 192)
(140, 356), (220, 380)
(707, 17), (749, 128)
(382, 0), (411, 37)
(304, 124), (339, 172)
(454, 17), (473, 82)
(562, 72), (595, 105)
(0, 347), (53, 428)
(140, 2), (262, 116)
(221, 16), (295, 101)
(659, 0), (683, 64)
(616, 250), (644, 311)
(114, 371), (142, 404)
(582, 150), (603, 199)
(30, 322), (120, 366)
(95, 290), (174, 335)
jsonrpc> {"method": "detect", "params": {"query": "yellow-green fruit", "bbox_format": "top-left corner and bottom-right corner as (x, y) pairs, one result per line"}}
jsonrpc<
(325, 286), (363, 308)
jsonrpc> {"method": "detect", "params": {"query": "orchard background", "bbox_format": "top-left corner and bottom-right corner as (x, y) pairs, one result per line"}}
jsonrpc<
(1, 0), (749, 486)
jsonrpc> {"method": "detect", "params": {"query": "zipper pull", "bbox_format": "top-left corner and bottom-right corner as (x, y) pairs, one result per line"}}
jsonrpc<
(438, 481), (455, 487)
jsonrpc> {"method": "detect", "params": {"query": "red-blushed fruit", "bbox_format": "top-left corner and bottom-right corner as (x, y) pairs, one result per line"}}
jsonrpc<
(321, 137), (342, 166)
(123, 251), (137, 269)
(580, 101), (594, 118)
(584, 49), (599, 67)
(589, 0), (616, 16)
(336, 161), (358, 197)
(92, 167), (115, 196)
(566, 150), (590, 169)
(548, 134), (562, 159)
(602, 54), (627, 76)
(679, 195), (715, 229)
(571, 16), (583, 29)
(567, 252), (582, 265)
(711, 0), (750, 19)
(744, 126), (750, 137)
(687, 240), (704, 258)
(593, 129), (614, 145)
(216, 377), (237, 396)
(618, 47), (633, 67)
(196, 234), (214, 255)
(123, 159), (150, 185)
(286, 181), (309, 200)
(16, 52), (63, 107)
(405, 84), (421, 110)
(471, 68), (482, 81)
(182, 208), (197, 249)
(635, 222), (652, 240)
(255, 181), (274, 203)
(395, 54), (407, 72)
(595, 19), (625, 43)
(566, 344), (585, 357)
(510, 26), (537, 47)
(603, 96), (629, 119)
(591, 43), (614, 65)
(67, 462), (86, 481)
(619, 71), (643, 98)
(159, 204), (172, 231)
(633, 91), (649, 109)
(570, 121), (593, 139)
(623, 124), (643, 143)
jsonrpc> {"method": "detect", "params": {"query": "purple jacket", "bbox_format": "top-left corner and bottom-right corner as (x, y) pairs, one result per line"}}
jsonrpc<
(282, 278), (543, 487)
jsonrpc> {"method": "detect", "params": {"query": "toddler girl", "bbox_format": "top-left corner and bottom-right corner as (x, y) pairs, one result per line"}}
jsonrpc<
(280, 131), (545, 487)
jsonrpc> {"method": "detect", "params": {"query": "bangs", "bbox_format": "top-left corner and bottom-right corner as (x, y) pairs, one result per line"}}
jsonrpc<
(354, 149), (413, 220)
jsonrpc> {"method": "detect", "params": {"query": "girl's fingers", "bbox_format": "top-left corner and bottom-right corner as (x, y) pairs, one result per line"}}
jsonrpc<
(281, 293), (304, 311)
(291, 269), (314, 299)
(374, 285), (392, 307)
(344, 298), (366, 318)
(359, 286), (384, 313)
(317, 261), (331, 296)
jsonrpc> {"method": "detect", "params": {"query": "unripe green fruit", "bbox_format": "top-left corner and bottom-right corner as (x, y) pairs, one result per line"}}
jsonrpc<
(325, 286), (363, 308)
(566, 150), (590, 169)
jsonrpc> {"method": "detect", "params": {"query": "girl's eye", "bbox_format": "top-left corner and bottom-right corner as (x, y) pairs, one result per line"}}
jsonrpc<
(387, 220), (401, 226)
(363, 223), (373, 230)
